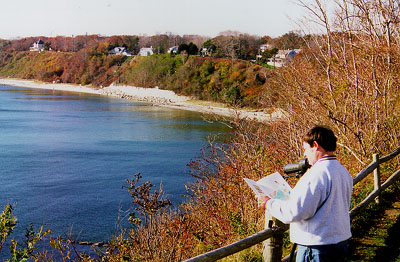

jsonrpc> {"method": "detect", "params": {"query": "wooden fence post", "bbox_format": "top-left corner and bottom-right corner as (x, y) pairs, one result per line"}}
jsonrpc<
(373, 153), (381, 204)
(262, 212), (287, 262)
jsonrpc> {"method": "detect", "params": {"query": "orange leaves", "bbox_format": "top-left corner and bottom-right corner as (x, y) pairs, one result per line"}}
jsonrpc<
(243, 86), (257, 97)
(231, 71), (241, 80)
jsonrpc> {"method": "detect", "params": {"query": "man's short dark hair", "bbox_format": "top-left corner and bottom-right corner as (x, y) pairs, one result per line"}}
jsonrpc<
(303, 126), (337, 152)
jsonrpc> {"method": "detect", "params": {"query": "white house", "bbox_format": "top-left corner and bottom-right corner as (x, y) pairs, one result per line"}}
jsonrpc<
(30, 39), (45, 52)
(256, 44), (273, 60)
(259, 44), (272, 53)
(108, 47), (132, 56)
(167, 46), (178, 54)
(199, 47), (210, 57)
(267, 49), (302, 67)
(138, 47), (154, 56)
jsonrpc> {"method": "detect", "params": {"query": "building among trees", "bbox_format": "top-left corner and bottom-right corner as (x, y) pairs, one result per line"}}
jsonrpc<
(138, 47), (154, 56)
(109, 47), (132, 56)
(30, 39), (45, 52)
(167, 46), (178, 54)
(267, 49), (301, 67)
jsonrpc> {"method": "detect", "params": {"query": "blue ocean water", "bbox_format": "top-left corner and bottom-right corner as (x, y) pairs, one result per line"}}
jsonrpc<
(0, 85), (225, 243)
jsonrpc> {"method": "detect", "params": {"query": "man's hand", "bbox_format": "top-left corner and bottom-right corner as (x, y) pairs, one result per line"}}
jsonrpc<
(256, 194), (271, 209)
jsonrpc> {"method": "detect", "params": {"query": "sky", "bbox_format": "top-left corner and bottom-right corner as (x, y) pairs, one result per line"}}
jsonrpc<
(0, 0), (308, 39)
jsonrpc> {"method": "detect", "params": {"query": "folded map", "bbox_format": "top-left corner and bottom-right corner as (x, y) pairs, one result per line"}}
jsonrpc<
(244, 172), (292, 200)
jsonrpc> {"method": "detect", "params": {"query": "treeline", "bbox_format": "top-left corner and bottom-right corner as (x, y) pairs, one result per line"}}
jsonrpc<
(0, 31), (305, 58)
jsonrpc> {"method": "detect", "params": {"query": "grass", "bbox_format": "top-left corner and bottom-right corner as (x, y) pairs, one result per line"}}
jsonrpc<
(348, 182), (400, 261)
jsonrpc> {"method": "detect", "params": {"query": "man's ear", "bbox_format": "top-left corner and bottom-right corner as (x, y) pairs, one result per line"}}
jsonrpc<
(312, 141), (319, 149)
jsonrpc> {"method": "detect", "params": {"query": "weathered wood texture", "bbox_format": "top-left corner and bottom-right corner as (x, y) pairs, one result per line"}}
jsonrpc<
(350, 169), (400, 219)
(353, 146), (400, 185)
(263, 216), (289, 262)
(183, 228), (276, 262)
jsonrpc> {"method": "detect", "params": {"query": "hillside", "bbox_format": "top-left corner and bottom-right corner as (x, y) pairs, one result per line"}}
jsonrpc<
(0, 50), (273, 109)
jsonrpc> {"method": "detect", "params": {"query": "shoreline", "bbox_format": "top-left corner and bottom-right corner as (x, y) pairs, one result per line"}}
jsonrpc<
(0, 78), (278, 122)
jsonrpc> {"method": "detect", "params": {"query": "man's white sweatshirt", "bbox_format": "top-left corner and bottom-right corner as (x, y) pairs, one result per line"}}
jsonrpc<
(266, 158), (353, 245)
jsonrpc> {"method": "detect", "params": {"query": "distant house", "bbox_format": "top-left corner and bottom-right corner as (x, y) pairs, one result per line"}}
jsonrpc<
(30, 39), (45, 52)
(267, 49), (301, 67)
(287, 49), (301, 60)
(108, 47), (132, 56)
(199, 47), (210, 57)
(256, 44), (273, 60)
(138, 47), (154, 56)
(167, 46), (178, 54)
(259, 44), (272, 53)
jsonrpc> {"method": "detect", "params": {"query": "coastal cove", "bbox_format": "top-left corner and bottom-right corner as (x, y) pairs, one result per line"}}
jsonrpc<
(0, 78), (279, 122)
(0, 83), (228, 244)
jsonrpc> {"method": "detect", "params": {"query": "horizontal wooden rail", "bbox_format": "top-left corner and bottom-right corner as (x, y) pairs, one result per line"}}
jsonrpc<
(353, 146), (400, 185)
(353, 161), (379, 185)
(350, 169), (400, 218)
(183, 228), (278, 262)
(380, 146), (400, 163)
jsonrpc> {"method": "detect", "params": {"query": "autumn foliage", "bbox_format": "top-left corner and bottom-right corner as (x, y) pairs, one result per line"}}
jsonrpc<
(1, 1), (400, 261)
(0, 48), (271, 107)
(103, 1), (400, 261)
(106, 119), (296, 261)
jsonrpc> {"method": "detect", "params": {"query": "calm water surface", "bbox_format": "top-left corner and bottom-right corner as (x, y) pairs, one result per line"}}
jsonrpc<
(0, 85), (226, 243)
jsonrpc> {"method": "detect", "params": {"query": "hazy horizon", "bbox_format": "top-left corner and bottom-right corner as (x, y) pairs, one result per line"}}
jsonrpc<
(0, 0), (307, 40)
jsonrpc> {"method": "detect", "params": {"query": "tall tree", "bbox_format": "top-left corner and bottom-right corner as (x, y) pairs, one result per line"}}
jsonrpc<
(177, 43), (198, 55)
(268, 0), (400, 164)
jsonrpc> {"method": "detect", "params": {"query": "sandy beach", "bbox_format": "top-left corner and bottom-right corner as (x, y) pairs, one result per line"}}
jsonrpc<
(0, 78), (279, 122)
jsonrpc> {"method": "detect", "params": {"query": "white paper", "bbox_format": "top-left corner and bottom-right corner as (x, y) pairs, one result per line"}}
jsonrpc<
(244, 172), (292, 200)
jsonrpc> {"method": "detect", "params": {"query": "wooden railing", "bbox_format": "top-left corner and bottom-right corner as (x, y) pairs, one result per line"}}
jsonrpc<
(183, 146), (400, 262)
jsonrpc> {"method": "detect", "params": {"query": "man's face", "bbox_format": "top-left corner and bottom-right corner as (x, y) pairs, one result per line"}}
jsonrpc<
(303, 141), (317, 165)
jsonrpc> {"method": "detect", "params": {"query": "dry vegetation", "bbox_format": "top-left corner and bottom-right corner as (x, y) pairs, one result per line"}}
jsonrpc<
(102, 1), (400, 261)
(1, 0), (400, 261)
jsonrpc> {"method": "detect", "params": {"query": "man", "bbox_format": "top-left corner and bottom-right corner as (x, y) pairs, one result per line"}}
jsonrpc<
(257, 126), (353, 262)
